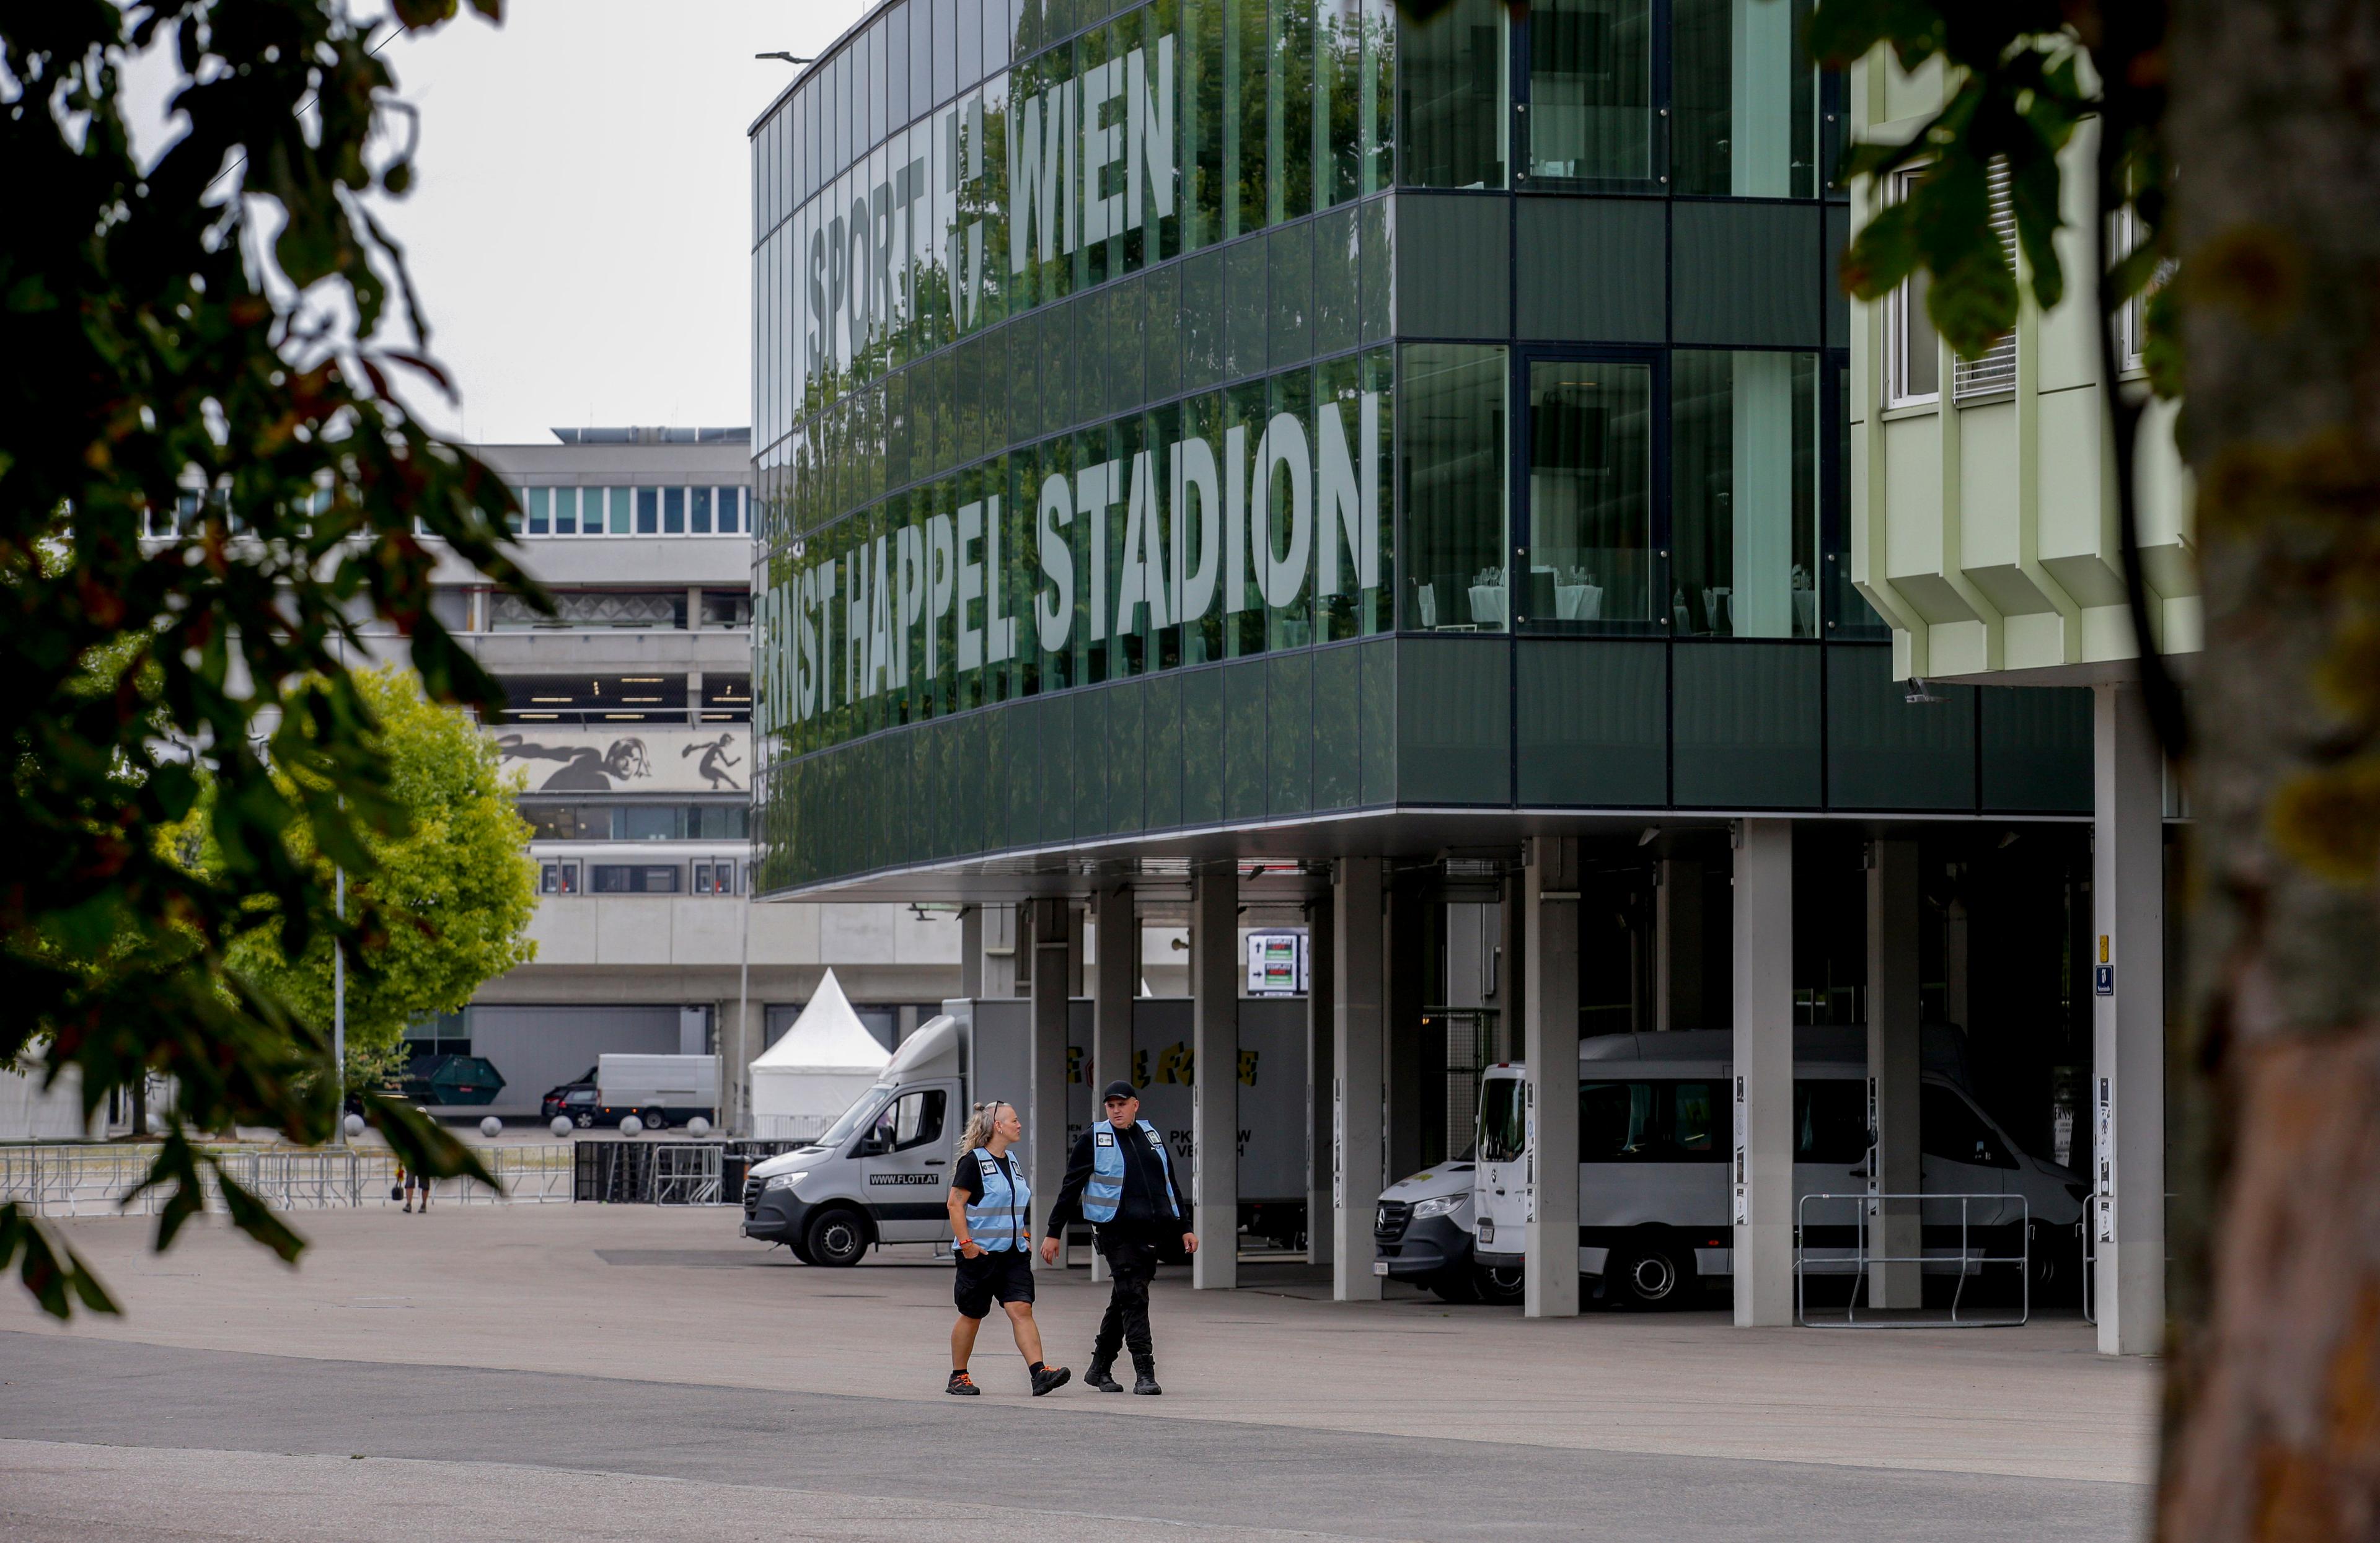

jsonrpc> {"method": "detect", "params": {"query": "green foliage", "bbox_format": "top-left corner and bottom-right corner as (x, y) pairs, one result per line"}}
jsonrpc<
(212, 666), (539, 1068)
(1, 0), (542, 1317)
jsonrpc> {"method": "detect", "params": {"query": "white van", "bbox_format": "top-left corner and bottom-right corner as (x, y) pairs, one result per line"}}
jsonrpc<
(1471, 1029), (2087, 1308)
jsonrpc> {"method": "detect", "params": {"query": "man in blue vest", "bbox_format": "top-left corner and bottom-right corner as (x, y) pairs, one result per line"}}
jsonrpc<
(1041, 1081), (1196, 1395)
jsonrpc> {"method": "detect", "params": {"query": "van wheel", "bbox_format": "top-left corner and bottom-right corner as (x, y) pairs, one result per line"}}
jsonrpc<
(804, 1208), (870, 1268)
(641, 1107), (668, 1131)
(1473, 1263), (1527, 1306)
(1606, 1244), (1685, 1309)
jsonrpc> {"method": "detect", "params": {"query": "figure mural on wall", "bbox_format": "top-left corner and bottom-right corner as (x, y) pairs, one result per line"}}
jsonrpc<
(495, 735), (653, 792)
(682, 732), (745, 791)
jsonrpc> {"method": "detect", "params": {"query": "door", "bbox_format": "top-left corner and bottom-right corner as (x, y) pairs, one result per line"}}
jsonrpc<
(1473, 1072), (1529, 1256)
(851, 1083), (955, 1241)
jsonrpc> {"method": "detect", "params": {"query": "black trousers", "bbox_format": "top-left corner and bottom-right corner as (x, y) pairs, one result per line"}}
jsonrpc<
(1091, 1232), (1163, 1368)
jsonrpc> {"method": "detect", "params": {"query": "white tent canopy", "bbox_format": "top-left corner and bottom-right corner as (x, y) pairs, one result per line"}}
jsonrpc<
(749, 970), (891, 1142)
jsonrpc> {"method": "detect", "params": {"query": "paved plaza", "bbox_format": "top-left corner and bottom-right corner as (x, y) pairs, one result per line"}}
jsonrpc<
(1, 1205), (2155, 1541)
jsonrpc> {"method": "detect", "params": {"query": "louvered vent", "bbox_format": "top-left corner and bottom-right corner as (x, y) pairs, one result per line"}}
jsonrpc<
(1952, 159), (2019, 399)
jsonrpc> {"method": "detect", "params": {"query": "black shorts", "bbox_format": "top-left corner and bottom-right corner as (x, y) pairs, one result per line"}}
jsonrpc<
(953, 1249), (1035, 1319)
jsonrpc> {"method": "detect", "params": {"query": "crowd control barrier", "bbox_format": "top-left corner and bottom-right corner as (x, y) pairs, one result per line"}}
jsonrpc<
(1794, 1191), (2030, 1329)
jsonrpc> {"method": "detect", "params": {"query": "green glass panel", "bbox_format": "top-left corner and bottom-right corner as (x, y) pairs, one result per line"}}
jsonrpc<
(1396, 0), (1505, 189)
(1827, 644), (1976, 811)
(1312, 641), (1360, 807)
(1672, 202), (1823, 347)
(1073, 687), (1108, 835)
(1320, 0), (1362, 204)
(1265, 366), (1316, 649)
(1181, 664), (1225, 822)
(1671, 641), (1820, 807)
(1399, 342), (1509, 633)
(1313, 205), (1359, 356)
(1182, 250), (1227, 388)
(1144, 262), (1184, 399)
(1226, 236), (1268, 378)
(1671, 351), (1819, 639)
(1395, 636), (1508, 804)
(1108, 681), (1145, 832)
(1672, 0), (1817, 197)
(1393, 193), (1507, 338)
(1266, 649), (1314, 814)
(1144, 670), (1184, 827)
(1183, 0), (1228, 250)
(1516, 639), (1665, 804)
(1525, 0), (1654, 185)
(1223, 657), (1268, 819)
(1980, 685), (2091, 812)
(1225, 0), (1267, 237)
(1269, 221), (1314, 366)
(1514, 200), (1665, 343)
(1271, 0), (1316, 222)
(1523, 357), (1654, 631)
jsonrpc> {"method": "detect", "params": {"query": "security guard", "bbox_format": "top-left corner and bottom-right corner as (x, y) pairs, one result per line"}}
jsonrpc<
(945, 1101), (1071, 1397)
(1040, 1081), (1196, 1394)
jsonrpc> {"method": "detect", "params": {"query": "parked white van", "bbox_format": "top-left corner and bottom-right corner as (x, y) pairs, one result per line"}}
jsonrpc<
(1471, 1028), (2087, 1308)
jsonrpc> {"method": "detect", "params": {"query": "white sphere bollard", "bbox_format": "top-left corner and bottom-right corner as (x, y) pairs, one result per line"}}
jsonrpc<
(550, 1115), (574, 1138)
(619, 1115), (644, 1137)
(687, 1117), (712, 1136)
(343, 1113), (366, 1140)
(478, 1115), (503, 1138)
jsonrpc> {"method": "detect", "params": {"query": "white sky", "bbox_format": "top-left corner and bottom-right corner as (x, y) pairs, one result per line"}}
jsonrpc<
(362, 1), (865, 444)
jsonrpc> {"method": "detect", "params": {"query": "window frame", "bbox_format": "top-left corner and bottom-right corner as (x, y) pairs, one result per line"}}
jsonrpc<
(1883, 167), (1941, 410)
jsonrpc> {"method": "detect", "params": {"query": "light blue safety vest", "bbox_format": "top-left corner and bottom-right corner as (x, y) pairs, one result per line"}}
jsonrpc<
(962, 1148), (1030, 1252)
(1083, 1119), (1178, 1224)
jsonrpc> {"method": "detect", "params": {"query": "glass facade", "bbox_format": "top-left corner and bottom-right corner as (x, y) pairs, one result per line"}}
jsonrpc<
(749, 0), (2061, 894)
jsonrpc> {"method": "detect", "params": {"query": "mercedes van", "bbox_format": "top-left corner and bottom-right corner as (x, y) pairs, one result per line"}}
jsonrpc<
(1471, 1029), (2087, 1308)
(1372, 1154), (1525, 1304)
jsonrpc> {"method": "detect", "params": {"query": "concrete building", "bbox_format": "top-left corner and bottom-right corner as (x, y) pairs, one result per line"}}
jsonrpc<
(742, 2), (2109, 1329)
(416, 428), (966, 1127)
(1848, 56), (2193, 1355)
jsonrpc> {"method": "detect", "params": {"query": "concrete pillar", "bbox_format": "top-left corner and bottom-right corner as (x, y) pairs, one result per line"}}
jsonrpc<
(959, 906), (985, 998)
(1497, 873), (1525, 1063)
(980, 903), (1020, 997)
(1384, 877), (1426, 1179)
(1332, 858), (1386, 1300)
(1731, 819), (1796, 1327)
(686, 669), (705, 727)
(1028, 896), (1072, 1269)
(1866, 837), (1922, 1309)
(1525, 837), (1582, 1318)
(1069, 905), (1087, 996)
(2093, 682), (2166, 1355)
(1190, 869), (1238, 1289)
(1306, 893), (1336, 1266)
(1657, 856), (1706, 1031)
(721, 994), (764, 1137)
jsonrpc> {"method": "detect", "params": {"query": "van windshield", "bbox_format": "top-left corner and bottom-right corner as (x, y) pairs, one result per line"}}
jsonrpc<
(815, 1084), (895, 1150)
(1478, 1079), (1526, 1163)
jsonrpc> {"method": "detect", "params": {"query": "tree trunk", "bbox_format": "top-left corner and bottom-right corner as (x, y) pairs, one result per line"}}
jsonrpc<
(2161, 2), (2380, 1538)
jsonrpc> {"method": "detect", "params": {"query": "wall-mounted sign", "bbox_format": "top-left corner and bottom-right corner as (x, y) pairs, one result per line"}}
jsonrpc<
(1245, 931), (1307, 996)
(491, 727), (748, 795)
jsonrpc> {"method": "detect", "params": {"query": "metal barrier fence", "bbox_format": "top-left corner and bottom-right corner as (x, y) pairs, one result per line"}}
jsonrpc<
(1, 1143), (576, 1218)
(1794, 1191), (2031, 1329)
(652, 1143), (724, 1207)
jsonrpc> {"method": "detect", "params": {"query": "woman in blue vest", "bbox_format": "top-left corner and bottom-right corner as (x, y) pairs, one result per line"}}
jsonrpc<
(1040, 1081), (1197, 1395)
(943, 1100), (1071, 1397)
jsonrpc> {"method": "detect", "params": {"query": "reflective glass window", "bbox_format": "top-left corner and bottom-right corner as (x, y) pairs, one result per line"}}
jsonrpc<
(553, 487), (577, 537)
(1226, 0), (1267, 237)
(692, 486), (714, 535)
(1525, 0), (1654, 183)
(888, 2), (912, 128)
(664, 486), (687, 535)
(524, 486), (549, 535)
(956, 0), (981, 92)
(934, 0), (957, 105)
(636, 486), (660, 535)
(1523, 358), (1652, 631)
(1272, 0), (1317, 223)
(1672, 350), (1817, 638)
(910, 0), (933, 119)
(1673, 0), (1818, 196)
(1399, 343), (1507, 633)
(865, 21), (884, 149)
(1398, 0), (1505, 189)
(1183, 0), (1228, 251)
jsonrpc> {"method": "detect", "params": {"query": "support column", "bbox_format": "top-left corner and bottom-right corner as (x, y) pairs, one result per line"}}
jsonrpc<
(1657, 855), (1706, 1032)
(1384, 877), (1426, 1179)
(1497, 871), (1525, 1062)
(1525, 837), (1582, 1318)
(981, 904), (1020, 997)
(1091, 884), (1136, 1283)
(1866, 837), (1922, 1309)
(1332, 858), (1386, 1300)
(722, 994), (764, 1138)
(959, 906), (985, 998)
(1028, 896), (1073, 1270)
(2094, 682), (2166, 1355)
(1731, 819), (1796, 1327)
(1306, 893), (1336, 1266)
(1190, 869), (1238, 1289)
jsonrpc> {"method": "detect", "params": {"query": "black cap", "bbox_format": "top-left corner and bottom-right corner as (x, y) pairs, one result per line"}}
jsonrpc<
(1101, 1080), (1137, 1103)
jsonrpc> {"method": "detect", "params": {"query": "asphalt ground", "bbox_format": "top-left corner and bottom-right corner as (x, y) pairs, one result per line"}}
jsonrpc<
(0, 1205), (2156, 1542)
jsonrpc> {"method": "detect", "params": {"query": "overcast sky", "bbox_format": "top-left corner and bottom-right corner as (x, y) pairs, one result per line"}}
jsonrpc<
(360, 1), (866, 445)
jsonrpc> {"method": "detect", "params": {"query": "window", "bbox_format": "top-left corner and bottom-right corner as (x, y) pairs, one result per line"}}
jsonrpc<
(862, 1088), (947, 1154)
(1671, 350), (1818, 637)
(525, 487), (550, 535)
(690, 486), (712, 534)
(1478, 1077), (1525, 1162)
(1578, 1080), (1727, 1161)
(1950, 159), (2017, 398)
(1886, 169), (1940, 406)
(1793, 1079), (1870, 1164)
(539, 860), (580, 895)
(1525, 0), (1654, 184)
(636, 486), (661, 534)
(1401, 343), (1510, 631)
(663, 487), (686, 534)
(692, 861), (738, 895)
(1399, 0), (1507, 189)
(1523, 358), (1654, 631)
(1672, 0), (1818, 196)
(1921, 1084), (2016, 1169)
(588, 864), (684, 894)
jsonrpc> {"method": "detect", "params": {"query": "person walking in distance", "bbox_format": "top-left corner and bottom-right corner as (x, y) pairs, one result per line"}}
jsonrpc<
(945, 1101), (1071, 1398)
(1040, 1081), (1196, 1395)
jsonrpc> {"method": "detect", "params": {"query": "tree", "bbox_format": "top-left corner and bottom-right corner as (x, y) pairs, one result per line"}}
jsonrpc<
(1, 0), (542, 1320)
(213, 665), (538, 1080)
(1811, 1), (2380, 1536)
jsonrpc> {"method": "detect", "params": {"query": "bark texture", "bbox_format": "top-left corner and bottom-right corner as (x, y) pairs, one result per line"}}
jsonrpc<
(2162, 1), (2380, 1539)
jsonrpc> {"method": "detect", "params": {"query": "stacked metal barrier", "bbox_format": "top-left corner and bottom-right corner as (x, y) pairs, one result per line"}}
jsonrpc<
(0, 1143), (579, 1217)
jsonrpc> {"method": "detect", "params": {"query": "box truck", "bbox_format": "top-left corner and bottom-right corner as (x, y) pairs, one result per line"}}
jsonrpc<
(741, 996), (1308, 1267)
(581, 1053), (720, 1130)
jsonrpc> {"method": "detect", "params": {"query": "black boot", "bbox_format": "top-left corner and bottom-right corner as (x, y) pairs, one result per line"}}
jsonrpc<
(1085, 1358), (1124, 1393)
(1132, 1360), (1162, 1396)
(1029, 1363), (1072, 1397)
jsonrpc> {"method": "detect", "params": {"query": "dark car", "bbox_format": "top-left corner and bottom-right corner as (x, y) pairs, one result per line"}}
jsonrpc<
(541, 1067), (598, 1122)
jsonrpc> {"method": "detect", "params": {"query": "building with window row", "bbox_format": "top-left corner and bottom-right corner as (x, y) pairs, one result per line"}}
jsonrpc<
(743, 0), (2126, 1342)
